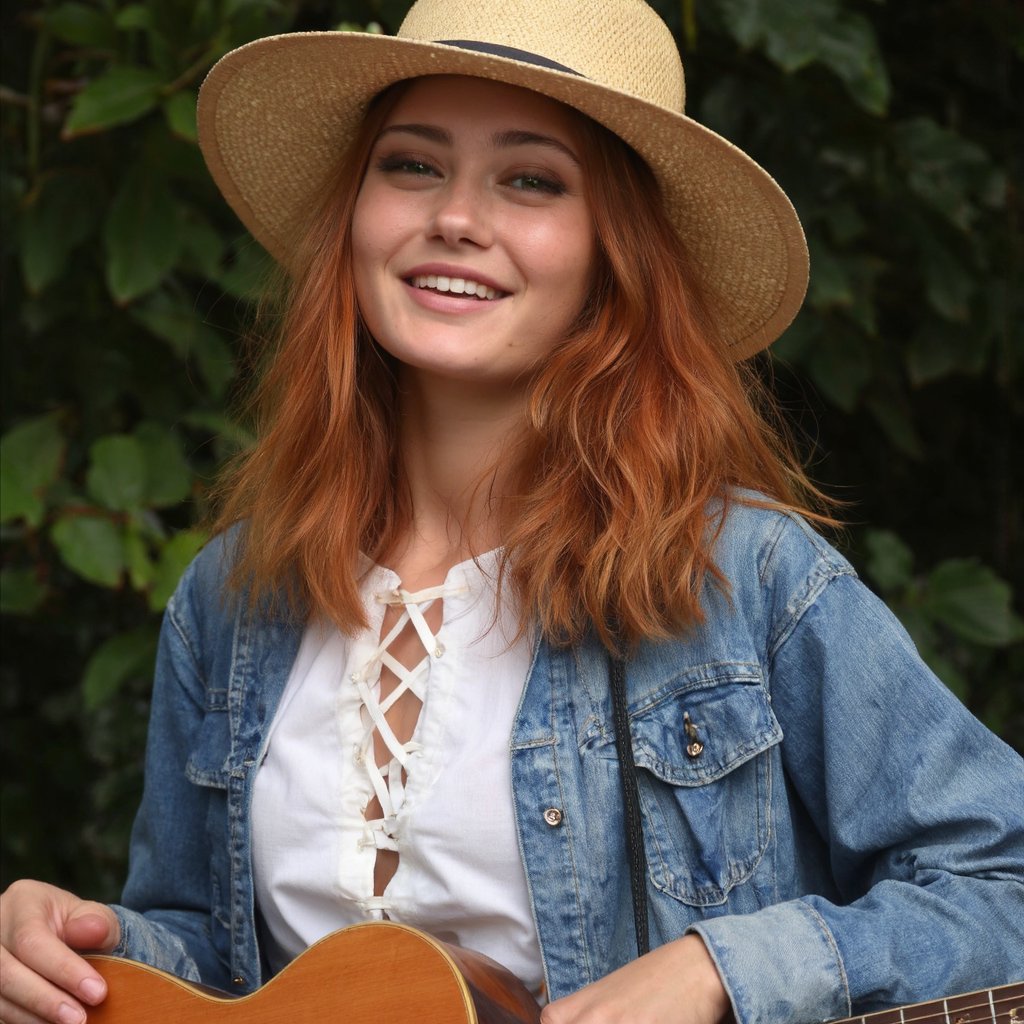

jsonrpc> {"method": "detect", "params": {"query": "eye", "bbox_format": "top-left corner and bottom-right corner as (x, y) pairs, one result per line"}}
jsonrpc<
(375, 155), (440, 178)
(506, 172), (566, 196)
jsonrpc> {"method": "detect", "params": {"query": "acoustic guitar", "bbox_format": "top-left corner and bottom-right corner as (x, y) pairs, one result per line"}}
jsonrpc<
(83, 922), (1023, 1024)
(84, 920), (541, 1023)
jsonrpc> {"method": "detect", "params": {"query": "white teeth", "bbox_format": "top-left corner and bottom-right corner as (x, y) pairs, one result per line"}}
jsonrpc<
(411, 274), (499, 300)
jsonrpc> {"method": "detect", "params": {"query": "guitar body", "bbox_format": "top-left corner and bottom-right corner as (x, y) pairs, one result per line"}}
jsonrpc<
(84, 921), (541, 1024)
(84, 922), (1023, 1024)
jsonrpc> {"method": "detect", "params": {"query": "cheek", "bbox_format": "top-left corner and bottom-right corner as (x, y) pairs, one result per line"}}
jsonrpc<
(521, 216), (597, 315)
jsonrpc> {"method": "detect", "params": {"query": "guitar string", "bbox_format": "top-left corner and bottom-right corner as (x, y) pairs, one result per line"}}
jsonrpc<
(851, 992), (1024, 1024)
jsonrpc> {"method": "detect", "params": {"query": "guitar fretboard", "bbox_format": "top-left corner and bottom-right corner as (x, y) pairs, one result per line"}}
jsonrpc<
(833, 984), (1024, 1024)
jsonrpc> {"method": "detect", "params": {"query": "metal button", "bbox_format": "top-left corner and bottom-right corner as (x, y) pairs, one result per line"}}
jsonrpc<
(684, 712), (703, 758)
(543, 807), (563, 827)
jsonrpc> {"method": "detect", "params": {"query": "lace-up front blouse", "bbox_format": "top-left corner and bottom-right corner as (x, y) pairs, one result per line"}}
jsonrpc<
(250, 549), (544, 996)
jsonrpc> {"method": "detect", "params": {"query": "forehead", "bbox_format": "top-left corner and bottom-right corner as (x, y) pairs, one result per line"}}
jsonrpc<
(380, 75), (585, 144)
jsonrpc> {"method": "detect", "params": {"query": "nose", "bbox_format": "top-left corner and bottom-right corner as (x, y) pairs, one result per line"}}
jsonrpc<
(428, 178), (493, 249)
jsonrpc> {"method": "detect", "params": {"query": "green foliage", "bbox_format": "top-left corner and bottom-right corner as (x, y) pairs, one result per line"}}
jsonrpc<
(864, 530), (1023, 721)
(1, 0), (1021, 904)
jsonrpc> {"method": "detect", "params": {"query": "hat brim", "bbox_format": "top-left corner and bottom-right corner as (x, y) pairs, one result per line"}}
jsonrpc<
(198, 32), (808, 358)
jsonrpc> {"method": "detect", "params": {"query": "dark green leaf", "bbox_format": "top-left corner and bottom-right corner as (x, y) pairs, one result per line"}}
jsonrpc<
(19, 174), (103, 294)
(893, 118), (994, 231)
(217, 240), (273, 300)
(130, 291), (235, 396)
(64, 67), (165, 137)
(149, 529), (207, 611)
(44, 3), (116, 47)
(0, 414), (65, 527)
(806, 331), (871, 411)
(907, 321), (989, 385)
(81, 626), (159, 710)
(179, 217), (226, 279)
(134, 422), (193, 507)
(103, 164), (181, 302)
(923, 560), (1024, 647)
(163, 90), (198, 143)
(86, 435), (147, 511)
(0, 569), (48, 615)
(123, 524), (154, 590)
(864, 529), (914, 593)
(815, 13), (890, 115)
(807, 239), (854, 311)
(921, 242), (974, 323)
(864, 394), (924, 460)
(51, 515), (125, 587)
(114, 4), (153, 30)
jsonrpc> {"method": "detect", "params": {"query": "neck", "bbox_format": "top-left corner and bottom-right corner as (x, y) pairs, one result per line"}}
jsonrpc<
(389, 369), (528, 574)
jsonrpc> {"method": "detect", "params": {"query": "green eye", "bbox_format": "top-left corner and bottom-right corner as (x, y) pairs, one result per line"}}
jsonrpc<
(509, 174), (566, 196)
(377, 156), (437, 176)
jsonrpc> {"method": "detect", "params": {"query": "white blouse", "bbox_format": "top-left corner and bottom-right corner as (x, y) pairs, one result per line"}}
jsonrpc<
(250, 550), (545, 997)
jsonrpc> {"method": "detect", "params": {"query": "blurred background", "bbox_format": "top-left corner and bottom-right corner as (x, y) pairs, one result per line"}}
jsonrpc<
(2, 0), (1021, 901)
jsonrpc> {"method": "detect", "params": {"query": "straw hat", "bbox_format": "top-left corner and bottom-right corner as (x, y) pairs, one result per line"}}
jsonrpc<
(197, 0), (808, 358)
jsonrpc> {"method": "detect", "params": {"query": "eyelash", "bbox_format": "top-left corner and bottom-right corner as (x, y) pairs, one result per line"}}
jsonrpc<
(374, 155), (567, 197)
(376, 155), (438, 178)
(507, 173), (566, 196)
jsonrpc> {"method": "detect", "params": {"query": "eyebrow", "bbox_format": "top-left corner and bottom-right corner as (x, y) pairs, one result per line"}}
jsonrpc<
(377, 123), (581, 165)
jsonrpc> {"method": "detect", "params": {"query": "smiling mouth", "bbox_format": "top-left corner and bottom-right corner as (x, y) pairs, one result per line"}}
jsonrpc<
(407, 274), (506, 300)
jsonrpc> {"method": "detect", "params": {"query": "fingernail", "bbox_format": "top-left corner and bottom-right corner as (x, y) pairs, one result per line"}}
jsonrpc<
(80, 976), (105, 1002)
(57, 1004), (86, 1024)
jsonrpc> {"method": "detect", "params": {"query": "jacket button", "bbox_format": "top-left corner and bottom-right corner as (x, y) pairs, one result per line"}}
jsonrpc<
(232, 976), (245, 986)
(543, 807), (563, 827)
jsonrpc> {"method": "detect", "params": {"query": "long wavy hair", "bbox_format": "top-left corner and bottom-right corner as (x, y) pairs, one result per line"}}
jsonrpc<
(211, 80), (831, 651)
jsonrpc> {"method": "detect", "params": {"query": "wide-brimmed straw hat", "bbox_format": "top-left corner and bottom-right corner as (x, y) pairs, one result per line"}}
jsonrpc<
(197, 0), (808, 359)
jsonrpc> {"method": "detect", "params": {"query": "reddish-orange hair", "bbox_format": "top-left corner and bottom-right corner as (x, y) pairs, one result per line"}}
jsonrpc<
(212, 82), (831, 651)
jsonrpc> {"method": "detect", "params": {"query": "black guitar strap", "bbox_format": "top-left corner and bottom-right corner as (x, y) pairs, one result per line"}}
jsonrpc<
(609, 654), (651, 957)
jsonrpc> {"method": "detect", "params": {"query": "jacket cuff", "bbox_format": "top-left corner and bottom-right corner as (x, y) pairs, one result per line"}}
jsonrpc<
(689, 900), (851, 1024)
(108, 904), (203, 983)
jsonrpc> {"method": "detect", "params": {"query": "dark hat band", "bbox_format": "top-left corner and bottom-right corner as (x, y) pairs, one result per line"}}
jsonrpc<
(437, 39), (584, 76)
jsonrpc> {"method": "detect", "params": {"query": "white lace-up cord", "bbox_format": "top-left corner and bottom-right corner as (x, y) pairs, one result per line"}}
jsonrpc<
(351, 582), (468, 854)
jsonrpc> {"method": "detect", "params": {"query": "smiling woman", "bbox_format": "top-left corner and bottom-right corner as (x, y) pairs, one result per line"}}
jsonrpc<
(1, 1), (1022, 1024)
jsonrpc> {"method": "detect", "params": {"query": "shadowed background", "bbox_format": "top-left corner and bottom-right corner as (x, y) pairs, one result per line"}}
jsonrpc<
(2, 0), (1021, 901)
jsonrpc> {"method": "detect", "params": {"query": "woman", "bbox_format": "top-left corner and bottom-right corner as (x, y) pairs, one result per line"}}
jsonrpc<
(2, 1), (1022, 1023)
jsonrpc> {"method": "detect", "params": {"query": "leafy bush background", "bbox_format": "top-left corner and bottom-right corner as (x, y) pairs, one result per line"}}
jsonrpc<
(2, 0), (1021, 901)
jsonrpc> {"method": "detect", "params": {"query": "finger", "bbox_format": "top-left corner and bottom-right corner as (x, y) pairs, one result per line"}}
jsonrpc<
(1, 930), (106, 1011)
(0, 993), (51, 1024)
(64, 905), (120, 954)
(0, 948), (90, 1024)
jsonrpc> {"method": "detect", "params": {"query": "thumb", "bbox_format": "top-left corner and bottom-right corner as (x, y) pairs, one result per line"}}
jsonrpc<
(63, 903), (120, 953)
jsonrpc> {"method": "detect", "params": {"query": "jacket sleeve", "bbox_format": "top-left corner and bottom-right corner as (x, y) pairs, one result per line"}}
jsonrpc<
(690, 521), (1024, 1023)
(105, 551), (233, 989)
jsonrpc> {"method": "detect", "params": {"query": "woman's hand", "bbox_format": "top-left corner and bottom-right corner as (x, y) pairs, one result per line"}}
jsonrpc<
(0, 880), (120, 1024)
(539, 933), (731, 1024)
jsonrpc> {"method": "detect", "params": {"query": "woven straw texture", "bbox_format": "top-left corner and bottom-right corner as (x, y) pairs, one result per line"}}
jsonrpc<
(198, 0), (808, 357)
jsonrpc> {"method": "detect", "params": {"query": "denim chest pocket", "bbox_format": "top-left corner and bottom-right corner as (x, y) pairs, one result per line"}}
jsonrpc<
(630, 667), (781, 906)
(185, 688), (231, 790)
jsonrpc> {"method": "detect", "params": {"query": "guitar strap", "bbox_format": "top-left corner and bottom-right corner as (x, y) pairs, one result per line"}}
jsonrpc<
(609, 654), (651, 957)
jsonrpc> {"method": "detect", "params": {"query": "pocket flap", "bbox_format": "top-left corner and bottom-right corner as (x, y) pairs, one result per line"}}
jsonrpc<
(631, 668), (781, 785)
(184, 689), (231, 789)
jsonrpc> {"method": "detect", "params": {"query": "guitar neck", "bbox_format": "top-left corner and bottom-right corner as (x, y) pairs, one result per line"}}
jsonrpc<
(831, 984), (1024, 1024)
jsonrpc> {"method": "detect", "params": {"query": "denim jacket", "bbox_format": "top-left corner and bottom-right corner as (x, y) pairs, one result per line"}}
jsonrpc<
(110, 501), (1024, 1024)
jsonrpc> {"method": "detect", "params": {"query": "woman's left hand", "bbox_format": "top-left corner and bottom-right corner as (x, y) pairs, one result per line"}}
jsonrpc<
(539, 933), (731, 1024)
